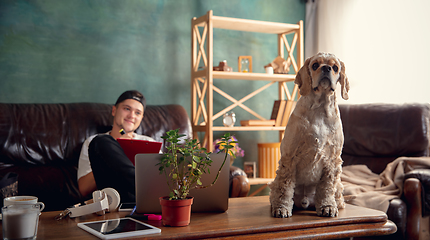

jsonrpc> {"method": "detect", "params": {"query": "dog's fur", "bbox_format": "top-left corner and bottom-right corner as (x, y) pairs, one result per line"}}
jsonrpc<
(269, 52), (349, 218)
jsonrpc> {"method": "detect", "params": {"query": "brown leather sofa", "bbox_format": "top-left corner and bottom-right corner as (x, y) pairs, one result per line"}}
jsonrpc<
(0, 103), (250, 211)
(339, 103), (430, 240)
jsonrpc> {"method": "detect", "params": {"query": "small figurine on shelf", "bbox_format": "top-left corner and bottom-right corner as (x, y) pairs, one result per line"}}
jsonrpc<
(265, 66), (274, 74)
(213, 60), (233, 72)
(264, 56), (291, 74)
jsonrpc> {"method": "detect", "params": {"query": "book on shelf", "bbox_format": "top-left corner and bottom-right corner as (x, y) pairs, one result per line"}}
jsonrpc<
(270, 100), (286, 126)
(240, 120), (276, 126)
(239, 100), (296, 127)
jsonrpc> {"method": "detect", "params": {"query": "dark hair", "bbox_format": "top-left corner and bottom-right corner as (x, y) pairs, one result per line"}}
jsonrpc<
(115, 90), (146, 109)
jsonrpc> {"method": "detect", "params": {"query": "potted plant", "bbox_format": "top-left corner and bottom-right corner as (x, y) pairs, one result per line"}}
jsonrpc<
(157, 129), (237, 226)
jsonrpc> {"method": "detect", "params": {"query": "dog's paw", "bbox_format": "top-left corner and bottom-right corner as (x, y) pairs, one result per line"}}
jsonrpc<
(317, 205), (338, 217)
(336, 197), (346, 209)
(271, 206), (292, 218)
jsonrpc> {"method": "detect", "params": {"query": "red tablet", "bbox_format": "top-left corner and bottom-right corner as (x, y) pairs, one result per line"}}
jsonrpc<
(117, 139), (162, 165)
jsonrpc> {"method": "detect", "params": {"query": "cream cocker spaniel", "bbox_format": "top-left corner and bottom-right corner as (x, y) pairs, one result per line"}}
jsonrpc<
(269, 52), (349, 218)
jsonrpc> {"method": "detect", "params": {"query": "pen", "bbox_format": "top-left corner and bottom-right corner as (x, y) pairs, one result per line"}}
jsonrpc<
(119, 129), (126, 135)
(141, 214), (162, 221)
(129, 205), (137, 215)
(126, 206), (162, 221)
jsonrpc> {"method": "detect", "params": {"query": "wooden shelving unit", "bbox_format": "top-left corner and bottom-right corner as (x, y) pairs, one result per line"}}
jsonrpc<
(191, 10), (304, 151)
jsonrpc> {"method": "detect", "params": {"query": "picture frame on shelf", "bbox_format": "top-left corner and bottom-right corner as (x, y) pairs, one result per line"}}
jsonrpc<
(238, 56), (252, 73)
(244, 162), (256, 178)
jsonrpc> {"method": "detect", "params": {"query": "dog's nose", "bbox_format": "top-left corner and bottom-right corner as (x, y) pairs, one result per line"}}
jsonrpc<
(321, 66), (332, 73)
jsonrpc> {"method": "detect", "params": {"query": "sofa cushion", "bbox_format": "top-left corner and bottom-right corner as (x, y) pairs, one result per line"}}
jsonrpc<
(0, 103), (112, 167)
(339, 103), (430, 174)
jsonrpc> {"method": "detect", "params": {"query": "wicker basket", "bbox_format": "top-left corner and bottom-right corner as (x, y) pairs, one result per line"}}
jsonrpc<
(258, 143), (281, 178)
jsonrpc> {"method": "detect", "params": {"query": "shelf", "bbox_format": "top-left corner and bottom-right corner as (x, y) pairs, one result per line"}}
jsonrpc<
(193, 125), (286, 132)
(194, 14), (300, 34)
(213, 126), (286, 131)
(193, 70), (296, 82)
(214, 71), (295, 81)
(248, 178), (274, 185)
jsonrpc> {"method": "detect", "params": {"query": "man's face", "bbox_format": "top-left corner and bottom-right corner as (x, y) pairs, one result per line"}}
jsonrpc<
(112, 99), (144, 133)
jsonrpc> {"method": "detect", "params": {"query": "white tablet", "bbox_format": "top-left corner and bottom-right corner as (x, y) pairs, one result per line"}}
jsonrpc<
(77, 217), (161, 239)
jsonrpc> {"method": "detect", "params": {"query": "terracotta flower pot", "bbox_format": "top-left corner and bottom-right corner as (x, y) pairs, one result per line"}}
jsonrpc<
(159, 196), (193, 227)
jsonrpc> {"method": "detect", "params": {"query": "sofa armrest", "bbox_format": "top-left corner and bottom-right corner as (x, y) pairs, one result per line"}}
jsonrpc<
(405, 169), (430, 216)
(229, 166), (250, 198)
(404, 169), (430, 240)
(404, 178), (422, 240)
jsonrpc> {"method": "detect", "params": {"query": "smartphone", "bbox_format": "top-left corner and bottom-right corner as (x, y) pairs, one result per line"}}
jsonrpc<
(118, 202), (135, 212)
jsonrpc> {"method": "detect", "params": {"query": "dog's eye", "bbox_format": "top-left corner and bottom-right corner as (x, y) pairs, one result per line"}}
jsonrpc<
(333, 65), (339, 72)
(312, 63), (319, 71)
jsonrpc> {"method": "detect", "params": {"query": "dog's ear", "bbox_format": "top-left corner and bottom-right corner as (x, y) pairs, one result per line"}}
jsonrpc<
(295, 57), (312, 96)
(338, 60), (350, 100)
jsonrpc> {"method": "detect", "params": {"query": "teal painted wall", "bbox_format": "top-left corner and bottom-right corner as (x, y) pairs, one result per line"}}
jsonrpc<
(0, 0), (305, 172)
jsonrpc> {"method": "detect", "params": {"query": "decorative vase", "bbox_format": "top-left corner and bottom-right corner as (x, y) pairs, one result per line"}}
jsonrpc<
(159, 196), (193, 227)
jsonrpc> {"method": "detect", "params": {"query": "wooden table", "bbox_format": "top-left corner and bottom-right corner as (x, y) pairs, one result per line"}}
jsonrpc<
(1, 196), (396, 239)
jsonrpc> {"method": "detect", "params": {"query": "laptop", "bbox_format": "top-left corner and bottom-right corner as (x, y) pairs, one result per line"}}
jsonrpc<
(117, 139), (162, 165)
(135, 153), (230, 213)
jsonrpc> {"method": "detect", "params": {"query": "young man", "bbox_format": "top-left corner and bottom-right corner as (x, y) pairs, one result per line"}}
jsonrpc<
(77, 90), (156, 202)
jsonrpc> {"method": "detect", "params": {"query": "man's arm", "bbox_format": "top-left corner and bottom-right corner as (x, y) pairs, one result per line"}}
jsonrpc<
(77, 135), (98, 198)
(78, 172), (97, 198)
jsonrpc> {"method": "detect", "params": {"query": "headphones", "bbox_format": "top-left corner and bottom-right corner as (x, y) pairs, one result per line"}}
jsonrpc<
(68, 188), (121, 218)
